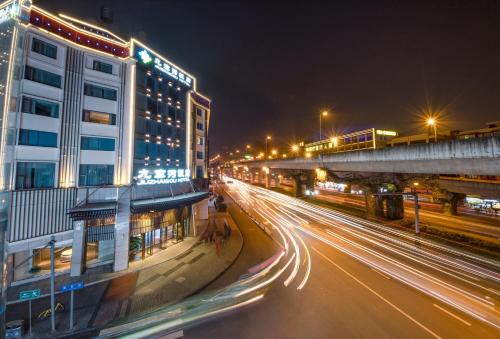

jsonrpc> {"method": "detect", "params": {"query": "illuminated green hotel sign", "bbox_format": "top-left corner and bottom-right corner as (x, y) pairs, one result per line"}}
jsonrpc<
(136, 48), (193, 88)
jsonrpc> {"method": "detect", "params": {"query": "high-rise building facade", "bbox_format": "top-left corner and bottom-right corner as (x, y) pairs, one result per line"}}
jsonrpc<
(0, 1), (211, 288)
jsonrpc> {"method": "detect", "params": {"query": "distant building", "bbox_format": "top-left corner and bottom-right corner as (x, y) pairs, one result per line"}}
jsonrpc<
(305, 128), (397, 155)
(0, 0), (211, 283)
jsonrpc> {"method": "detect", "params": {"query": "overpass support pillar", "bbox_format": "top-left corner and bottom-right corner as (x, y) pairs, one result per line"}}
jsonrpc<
(433, 190), (466, 216)
(443, 193), (465, 216)
(292, 173), (314, 198)
(365, 191), (384, 218)
(344, 183), (351, 194)
(265, 173), (271, 188)
(386, 195), (405, 219)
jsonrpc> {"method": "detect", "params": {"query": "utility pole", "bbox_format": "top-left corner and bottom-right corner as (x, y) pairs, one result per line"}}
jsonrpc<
(413, 190), (420, 235)
(50, 236), (56, 332)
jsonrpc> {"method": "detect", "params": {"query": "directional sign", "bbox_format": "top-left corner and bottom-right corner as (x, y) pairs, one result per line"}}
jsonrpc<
(60, 281), (84, 292)
(19, 289), (40, 300)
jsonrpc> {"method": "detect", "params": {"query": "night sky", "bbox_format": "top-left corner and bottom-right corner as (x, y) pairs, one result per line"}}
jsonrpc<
(38, 0), (500, 154)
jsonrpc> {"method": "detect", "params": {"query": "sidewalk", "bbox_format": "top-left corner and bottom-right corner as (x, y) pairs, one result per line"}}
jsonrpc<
(5, 206), (243, 338)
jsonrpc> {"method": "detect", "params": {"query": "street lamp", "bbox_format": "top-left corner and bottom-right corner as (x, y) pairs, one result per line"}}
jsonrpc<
(271, 149), (278, 156)
(427, 117), (437, 142)
(319, 110), (328, 140)
(265, 135), (271, 158)
(291, 144), (299, 152)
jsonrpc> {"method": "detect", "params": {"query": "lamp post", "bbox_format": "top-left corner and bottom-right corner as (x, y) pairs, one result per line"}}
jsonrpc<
(427, 117), (437, 142)
(319, 110), (328, 140)
(265, 135), (271, 158)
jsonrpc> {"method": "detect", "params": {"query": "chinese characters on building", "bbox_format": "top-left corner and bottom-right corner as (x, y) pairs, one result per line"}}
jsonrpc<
(136, 168), (190, 185)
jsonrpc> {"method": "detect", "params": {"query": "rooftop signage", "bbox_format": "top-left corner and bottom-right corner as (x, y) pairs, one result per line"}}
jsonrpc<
(135, 47), (193, 88)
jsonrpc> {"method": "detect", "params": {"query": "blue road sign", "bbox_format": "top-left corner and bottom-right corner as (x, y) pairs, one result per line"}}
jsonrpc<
(19, 289), (41, 300)
(60, 281), (84, 292)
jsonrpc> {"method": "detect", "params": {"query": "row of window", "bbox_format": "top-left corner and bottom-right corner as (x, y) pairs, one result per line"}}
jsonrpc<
(32, 37), (113, 75)
(84, 83), (117, 101)
(81, 136), (115, 151)
(15, 162), (114, 189)
(24, 66), (61, 88)
(22, 96), (59, 118)
(24, 66), (118, 101)
(22, 96), (117, 126)
(18, 129), (116, 151)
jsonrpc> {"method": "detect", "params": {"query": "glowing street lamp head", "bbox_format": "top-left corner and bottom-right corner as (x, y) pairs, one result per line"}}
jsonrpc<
(271, 149), (278, 155)
(246, 144), (251, 149)
(266, 135), (272, 140)
(427, 117), (436, 126)
(321, 110), (328, 117)
(291, 145), (299, 152)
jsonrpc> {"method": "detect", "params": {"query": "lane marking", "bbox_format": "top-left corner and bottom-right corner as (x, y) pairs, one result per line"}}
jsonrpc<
(157, 330), (184, 338)
(433, 304), (472, 327)
(311, 246), (442, 339)
(370, 267), (391, 280)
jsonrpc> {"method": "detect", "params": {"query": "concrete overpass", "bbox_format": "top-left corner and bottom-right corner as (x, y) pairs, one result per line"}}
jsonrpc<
(245, 136), (500, 176)
(225, 136), (500, 219)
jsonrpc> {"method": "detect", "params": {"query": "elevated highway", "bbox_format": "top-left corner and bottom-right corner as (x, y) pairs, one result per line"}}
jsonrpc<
(244, 136), (500, 176)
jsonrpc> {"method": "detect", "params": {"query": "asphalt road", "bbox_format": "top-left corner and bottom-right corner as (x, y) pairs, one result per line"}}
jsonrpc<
(180, 181), (499, 339)
(313, 189), (500, 241)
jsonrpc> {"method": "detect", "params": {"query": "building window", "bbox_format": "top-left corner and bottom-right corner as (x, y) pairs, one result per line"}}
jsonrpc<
(92, 60), (113, 74)
(24, 66), (61, 88)
(81, 136), (115, 151)
(196, 151), (204, 159)
(196, 107), (205, 117)
(82, 110), (116, 125)
(15, 162), (55, 189)
(196, 165), (203, 179)
(21, 96), (59, 118)
(31, 38), (57, 59)
(196, 136), (203, 145)
(196, 122), (204, 130)
(18, 129), (57, 147)
(79, 164), (114, 186)
(84, 83), (117, 101)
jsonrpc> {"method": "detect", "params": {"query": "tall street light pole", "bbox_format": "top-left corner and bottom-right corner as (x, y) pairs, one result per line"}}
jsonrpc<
(427, 117), (437, 142)
(265, 135), (271, 158)
(319, 110), (328, 140)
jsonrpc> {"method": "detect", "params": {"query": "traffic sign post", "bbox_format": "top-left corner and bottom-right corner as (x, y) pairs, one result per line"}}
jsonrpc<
(19, 289), (41, 337)
(60, 282), (84, 330)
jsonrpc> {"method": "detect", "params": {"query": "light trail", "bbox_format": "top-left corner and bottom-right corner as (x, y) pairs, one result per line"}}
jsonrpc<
(224, 178), (500, 330)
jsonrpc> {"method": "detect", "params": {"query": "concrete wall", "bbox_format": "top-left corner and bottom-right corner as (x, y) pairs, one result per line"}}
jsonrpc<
(439, 178), (500, 199)
(247, 136), (500, 176)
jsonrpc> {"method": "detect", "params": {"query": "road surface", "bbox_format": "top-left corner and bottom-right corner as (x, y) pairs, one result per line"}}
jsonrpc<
(116, 180), (499, 339)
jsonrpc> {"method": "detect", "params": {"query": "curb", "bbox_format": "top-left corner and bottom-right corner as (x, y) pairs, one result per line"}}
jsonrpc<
(99, 210), (245, 333)
(181, 209), (244, 298)
(224, 189), (283, 248)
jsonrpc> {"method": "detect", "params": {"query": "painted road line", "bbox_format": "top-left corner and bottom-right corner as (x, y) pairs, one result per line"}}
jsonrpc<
(371, 267), (391, 280)
(311, 246), (442, 339)
(158, 330), (184, 338)
(433, 304), (472, 327)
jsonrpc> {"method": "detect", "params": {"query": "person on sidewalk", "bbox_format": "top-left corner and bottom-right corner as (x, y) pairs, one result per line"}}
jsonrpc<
(215, 235), (222, 256)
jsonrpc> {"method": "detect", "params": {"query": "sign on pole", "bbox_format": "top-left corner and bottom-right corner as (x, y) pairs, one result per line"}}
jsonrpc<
(60, 281), (84, 292)
(60, 281), (84, 330)
(19, 289), (40, 301)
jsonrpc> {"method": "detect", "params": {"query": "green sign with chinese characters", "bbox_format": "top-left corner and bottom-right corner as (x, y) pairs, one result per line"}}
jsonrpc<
(19, 289), (40, 300)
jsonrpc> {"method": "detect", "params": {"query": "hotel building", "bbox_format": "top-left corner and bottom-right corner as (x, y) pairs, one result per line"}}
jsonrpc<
(0, 0), (211, 284)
